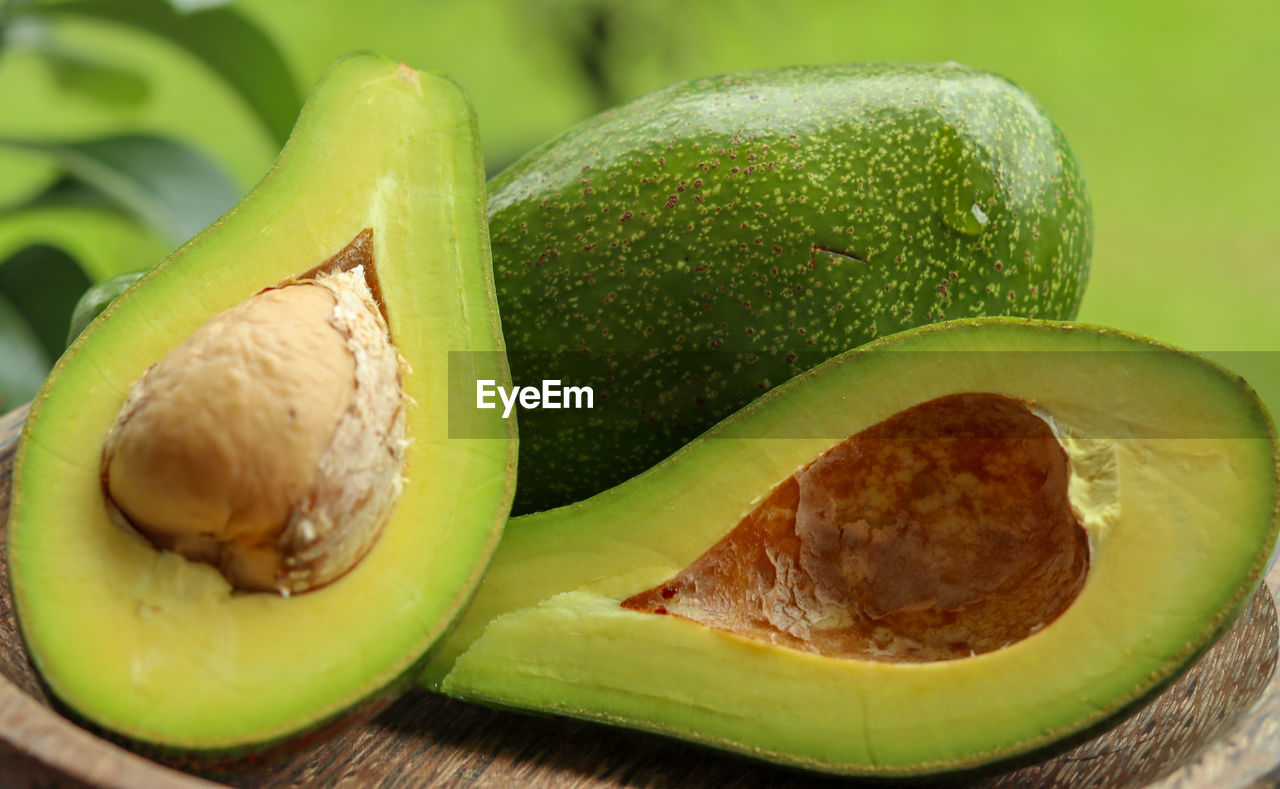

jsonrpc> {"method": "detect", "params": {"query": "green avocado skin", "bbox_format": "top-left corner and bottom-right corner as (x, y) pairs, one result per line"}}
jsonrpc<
(489, 63), (1091, 513)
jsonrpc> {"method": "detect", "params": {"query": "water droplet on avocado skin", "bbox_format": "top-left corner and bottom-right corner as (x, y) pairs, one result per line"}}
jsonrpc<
(930, 122), (998, 237)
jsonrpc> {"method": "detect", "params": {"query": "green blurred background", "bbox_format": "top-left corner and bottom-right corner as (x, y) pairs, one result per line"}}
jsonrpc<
(1, 0), (1277, 415)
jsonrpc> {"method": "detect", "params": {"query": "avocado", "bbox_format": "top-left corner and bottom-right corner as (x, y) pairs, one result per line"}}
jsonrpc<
(6, 54), (516, 762)
(489, 63), (1093, 513)
(66, 270), (144, 345)
(422, 318), (1278, 776)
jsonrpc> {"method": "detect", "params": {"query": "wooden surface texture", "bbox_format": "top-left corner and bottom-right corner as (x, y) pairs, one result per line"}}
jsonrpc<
(2, 404), (1280, 788)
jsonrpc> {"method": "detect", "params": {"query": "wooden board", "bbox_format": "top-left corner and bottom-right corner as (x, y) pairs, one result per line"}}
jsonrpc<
(1, 403), (1279, 788)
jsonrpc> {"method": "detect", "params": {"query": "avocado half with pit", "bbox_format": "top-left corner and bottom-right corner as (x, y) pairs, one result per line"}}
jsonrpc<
(423, 318), (1279, 776)
(6, 54), (516, 761)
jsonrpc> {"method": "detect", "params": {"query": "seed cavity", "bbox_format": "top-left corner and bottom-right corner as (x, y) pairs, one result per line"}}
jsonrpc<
(101, 231), (407, 595)
(622, 393), (1090, 662)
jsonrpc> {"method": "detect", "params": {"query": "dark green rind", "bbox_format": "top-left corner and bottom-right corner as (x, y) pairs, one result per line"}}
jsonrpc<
(489, 63), (1092, 512)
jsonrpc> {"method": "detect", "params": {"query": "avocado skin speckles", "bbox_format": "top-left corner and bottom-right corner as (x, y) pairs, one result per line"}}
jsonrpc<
(490, 63), (1092, 514)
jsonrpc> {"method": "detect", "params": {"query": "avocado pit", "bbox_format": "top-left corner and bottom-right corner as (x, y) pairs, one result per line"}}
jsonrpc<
(101, 231), (406, 596)
(622, 393), (1090, 661)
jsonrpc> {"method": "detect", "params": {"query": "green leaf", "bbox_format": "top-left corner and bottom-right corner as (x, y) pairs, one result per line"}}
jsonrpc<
(0, 133), (240, 245)
(46, 0), (300, 145)
(0, 148), (58, 211)
(9, 175), (114, 211)
(66, 268), (142, 345)
(0, 288), (51, 411)
(0, 200), (169, 281)
(0, 244), (91, 359)
(46, 48), (149, 107)
(166, 0), (232, 11)
(1, 15), (148, 107)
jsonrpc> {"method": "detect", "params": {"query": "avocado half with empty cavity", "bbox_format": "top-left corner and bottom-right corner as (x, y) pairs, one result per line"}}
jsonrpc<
(6, 54), (516, 761)
(422, 318), (1279, 776)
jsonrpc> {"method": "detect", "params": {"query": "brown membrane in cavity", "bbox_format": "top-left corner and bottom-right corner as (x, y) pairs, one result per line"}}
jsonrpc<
(293, 228), (384, 317)
(621, 393), (1090, 662)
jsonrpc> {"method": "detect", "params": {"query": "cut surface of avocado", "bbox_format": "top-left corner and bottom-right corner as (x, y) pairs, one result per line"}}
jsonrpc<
(422, 318), (1278, 776)
(6, 54), (516, 759)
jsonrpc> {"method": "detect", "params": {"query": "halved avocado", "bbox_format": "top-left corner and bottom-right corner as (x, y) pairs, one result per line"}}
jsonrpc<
(6, 54), (516, 761)
(422, 318), (1279, 776)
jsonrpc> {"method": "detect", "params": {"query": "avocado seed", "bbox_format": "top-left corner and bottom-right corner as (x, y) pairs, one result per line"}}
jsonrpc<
(102, 266), (406, 595)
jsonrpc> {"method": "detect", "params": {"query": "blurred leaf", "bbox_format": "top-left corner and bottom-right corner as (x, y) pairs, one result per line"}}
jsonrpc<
(0, 201), (168, 280)
(166, 0), (232, 11)
(12, 174), (115, 210)
(2, 15), (148, 107)
(0, 243), (91, 358)
(0, 133), (240, 245)
(46, 0), (301, 145)
(66, 268), (142, 345)
(0, 288), (51, 411)
(46, 49), (148, 106)
(0, 148), (58, 211)
(230, 0), (598, 174)
(521, 0), (621, 112)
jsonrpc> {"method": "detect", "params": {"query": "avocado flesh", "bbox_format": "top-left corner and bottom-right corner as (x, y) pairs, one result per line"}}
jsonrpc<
(422, 319), (1279, 776)
(489, 62), (1093, 513)
(7, 54), (516, 755)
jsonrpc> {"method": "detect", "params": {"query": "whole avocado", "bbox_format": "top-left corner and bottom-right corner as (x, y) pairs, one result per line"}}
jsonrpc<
(489, 62), (1091, 513)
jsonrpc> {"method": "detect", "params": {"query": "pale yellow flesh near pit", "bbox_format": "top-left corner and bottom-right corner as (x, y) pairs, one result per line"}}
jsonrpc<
(425, 320), (1278, 774)
(8, 55), (515, 749)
